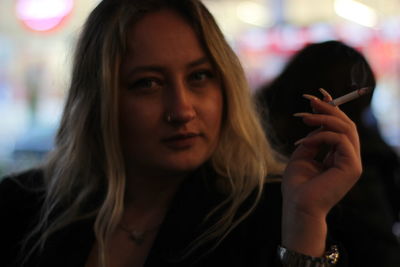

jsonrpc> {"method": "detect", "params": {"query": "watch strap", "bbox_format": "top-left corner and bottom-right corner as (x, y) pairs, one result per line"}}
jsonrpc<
(277, 244), (339, 267)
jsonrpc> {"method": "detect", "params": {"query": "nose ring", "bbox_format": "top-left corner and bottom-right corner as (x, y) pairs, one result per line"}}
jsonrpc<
(165, 112), (174, 122)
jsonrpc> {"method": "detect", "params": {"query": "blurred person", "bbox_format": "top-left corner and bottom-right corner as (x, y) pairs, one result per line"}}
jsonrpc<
(256, 40), (400, 267)
(1, 2), (362, 267)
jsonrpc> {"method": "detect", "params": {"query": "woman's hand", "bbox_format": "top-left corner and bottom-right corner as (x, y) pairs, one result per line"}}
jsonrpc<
(281, 90), (362, 257)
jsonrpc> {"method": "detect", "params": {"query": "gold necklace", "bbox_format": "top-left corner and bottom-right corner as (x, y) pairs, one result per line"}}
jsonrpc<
(118, 223), (160, 245)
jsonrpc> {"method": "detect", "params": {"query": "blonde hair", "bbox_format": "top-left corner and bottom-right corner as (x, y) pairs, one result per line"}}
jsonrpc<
(27, 0), (285, 265)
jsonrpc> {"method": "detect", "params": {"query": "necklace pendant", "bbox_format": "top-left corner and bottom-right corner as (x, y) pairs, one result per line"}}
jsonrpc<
(129, 230), (145, 245)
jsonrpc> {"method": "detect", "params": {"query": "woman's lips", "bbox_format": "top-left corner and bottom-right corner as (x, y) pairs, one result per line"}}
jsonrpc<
(162, 133), (201, 149)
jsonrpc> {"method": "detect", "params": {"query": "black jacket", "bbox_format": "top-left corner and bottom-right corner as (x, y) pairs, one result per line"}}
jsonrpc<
(1, 168), (348, 267)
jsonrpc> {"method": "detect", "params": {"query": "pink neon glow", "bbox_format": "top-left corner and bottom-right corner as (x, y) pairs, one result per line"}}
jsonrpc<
(16, 0), (74, 32)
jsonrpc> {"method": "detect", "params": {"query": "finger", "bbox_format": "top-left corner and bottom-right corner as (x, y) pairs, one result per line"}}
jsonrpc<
(292, 131), (362, 190)
(293, 127), (325, 147)
(291, 131), (359, 166)
(303, 95), (352, 123)
(319, 88), (333, 102)
(303, 94), (320, 114)
(294, 113), (355, 136)
(293, 112), (360, 152)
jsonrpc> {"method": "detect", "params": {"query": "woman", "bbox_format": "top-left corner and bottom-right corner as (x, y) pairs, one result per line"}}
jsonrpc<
(0, 1), (361, 266)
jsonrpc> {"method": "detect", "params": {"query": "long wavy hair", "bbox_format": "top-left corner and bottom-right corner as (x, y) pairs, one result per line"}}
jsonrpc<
(27, 0), (285, 265)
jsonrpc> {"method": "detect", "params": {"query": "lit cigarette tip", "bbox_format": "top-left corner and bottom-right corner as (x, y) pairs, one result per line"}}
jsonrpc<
(358, 86), (372, 96)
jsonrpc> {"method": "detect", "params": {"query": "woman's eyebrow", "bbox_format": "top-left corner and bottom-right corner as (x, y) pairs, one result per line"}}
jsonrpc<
(187, 57), (210, 68)
(126, 65), (164, 76)
(125, 57), (211, 77)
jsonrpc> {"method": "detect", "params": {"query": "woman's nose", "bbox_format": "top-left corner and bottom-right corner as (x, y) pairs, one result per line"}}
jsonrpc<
(164, 81), (196, 124)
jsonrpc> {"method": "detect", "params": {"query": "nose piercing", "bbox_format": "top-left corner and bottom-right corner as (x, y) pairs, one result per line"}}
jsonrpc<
(165, 112), (174, 122)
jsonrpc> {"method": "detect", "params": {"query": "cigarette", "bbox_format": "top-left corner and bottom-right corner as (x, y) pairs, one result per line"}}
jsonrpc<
(328, 87), (372, 106)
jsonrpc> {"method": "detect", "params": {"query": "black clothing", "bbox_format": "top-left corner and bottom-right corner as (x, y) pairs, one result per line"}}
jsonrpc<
(1, 168), (344, 267)
(327, 129), (400, 267)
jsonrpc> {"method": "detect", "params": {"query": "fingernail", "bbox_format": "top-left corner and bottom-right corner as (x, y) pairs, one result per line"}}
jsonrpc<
(302, 94), (320, 101)
(319, 88), (332, 101)
(294, 138), (305, 146)
(293, 112), (313, 117)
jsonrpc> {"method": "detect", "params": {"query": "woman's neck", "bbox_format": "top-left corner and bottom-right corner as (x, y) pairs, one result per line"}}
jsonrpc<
(122, 171), (187, 228)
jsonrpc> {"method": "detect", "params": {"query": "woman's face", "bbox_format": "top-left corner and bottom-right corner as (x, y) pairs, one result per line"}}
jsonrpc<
(119, 9), (223, 178)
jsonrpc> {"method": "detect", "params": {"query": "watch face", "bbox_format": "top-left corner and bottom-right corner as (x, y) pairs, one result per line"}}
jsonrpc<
(16, 0), (74, 32)
(325, 245), (340, 264)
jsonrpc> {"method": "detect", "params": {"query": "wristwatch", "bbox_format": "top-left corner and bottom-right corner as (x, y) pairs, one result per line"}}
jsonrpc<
(277, 245), (339, 267)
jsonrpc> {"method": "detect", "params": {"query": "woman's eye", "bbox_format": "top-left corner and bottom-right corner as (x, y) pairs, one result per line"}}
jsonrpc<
(189, 70), (214, 84)
(128, 78), (161, 92)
